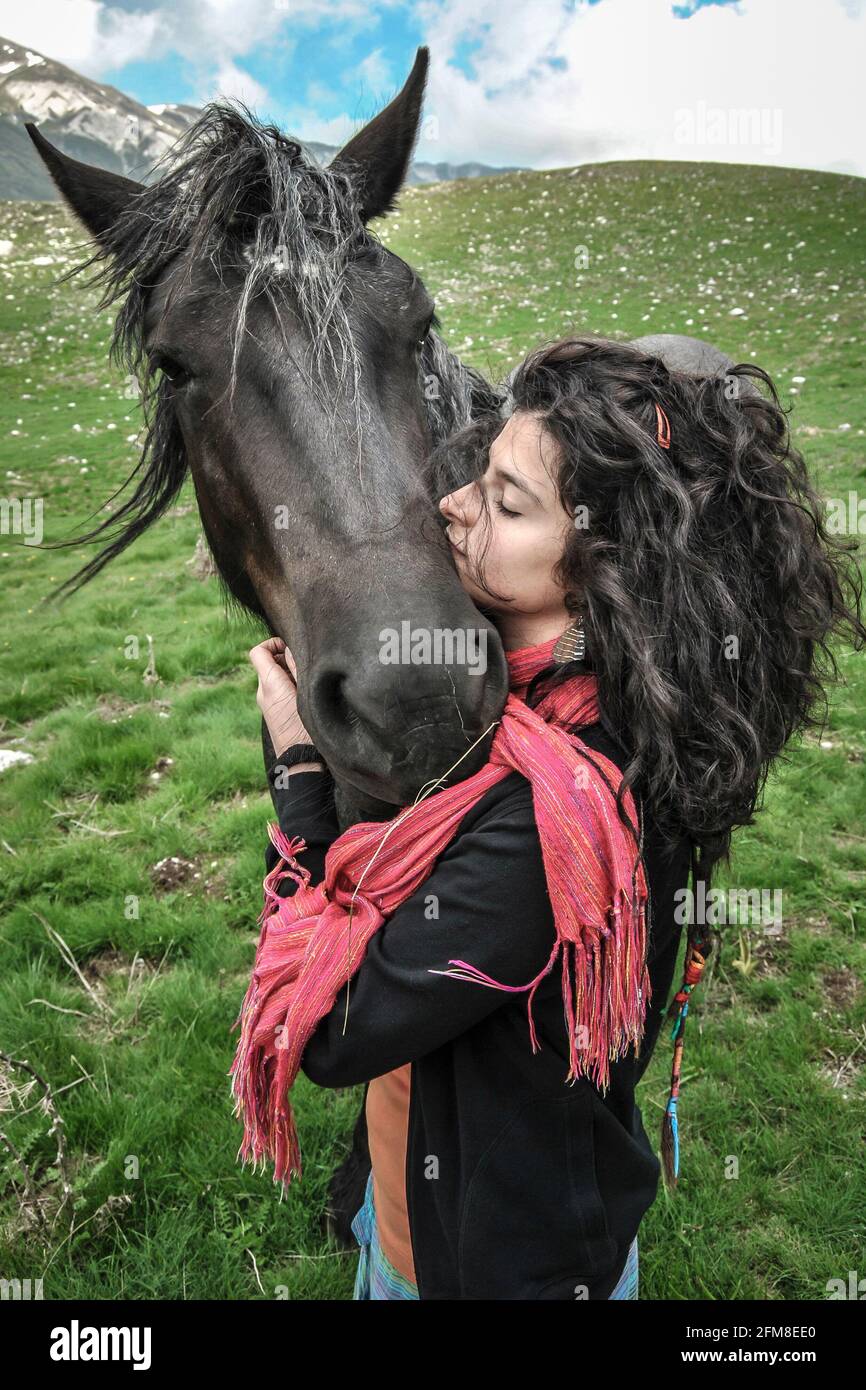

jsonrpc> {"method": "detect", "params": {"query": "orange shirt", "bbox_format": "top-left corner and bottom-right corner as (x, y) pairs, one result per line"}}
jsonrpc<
(365, 1063), (416, 1284)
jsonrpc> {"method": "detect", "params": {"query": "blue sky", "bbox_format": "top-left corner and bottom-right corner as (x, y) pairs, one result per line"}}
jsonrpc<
(98, 0), (736, 116)
(1, 0), (864, 175)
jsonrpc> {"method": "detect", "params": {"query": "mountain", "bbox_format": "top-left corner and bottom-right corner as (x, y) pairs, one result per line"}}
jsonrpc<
(301, 140), (523, 186)
(0, 35), (522, 201)
(0, 36), (200, 199)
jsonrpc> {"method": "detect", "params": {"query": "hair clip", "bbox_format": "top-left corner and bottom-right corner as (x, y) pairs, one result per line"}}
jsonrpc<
(655, 404), (671, 450)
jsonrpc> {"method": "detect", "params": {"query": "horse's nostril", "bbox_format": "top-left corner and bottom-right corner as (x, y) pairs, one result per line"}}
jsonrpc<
(315, 667), (352, 728)
(314, 666), (374, 744)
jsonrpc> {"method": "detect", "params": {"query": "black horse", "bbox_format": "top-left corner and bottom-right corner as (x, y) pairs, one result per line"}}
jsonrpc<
(27, 48), (510, 828)
(27, 45), (741, 1249)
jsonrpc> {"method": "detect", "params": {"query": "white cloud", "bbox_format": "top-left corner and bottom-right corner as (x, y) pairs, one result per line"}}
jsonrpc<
(412, 0), (866, 176)
(201, 60), (270, 109)
(0, 0), (288, 78)
(0, 0), (862, 176)
(0, 0), (403, 74)
(0, 0), (162, 74)
(353, 46), (393, 96)
(283, 106), (357, 147)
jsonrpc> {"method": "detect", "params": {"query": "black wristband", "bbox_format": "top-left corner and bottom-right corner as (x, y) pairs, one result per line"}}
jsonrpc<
(270, 742), (325, 773)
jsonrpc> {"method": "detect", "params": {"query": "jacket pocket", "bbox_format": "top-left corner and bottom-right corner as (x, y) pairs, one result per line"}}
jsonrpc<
(457, 1089), (618, 1299)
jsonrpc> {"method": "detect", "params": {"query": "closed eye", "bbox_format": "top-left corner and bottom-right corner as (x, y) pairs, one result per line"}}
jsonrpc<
(481, 468), (520, 518)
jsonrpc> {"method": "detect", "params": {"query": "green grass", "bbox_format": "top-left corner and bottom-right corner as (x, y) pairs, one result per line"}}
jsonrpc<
(1, 159), (864, 1299)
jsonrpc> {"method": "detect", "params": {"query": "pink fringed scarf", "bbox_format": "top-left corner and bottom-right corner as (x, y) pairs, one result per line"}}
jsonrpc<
(229, 633), (650, 1191)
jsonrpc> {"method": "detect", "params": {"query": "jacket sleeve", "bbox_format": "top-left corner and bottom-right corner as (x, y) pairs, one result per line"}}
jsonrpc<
(299, 780), (558, 1088)
(263, 751), (341, 890)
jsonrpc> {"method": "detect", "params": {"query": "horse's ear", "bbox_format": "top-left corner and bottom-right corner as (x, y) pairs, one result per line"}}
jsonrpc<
(329, 46), (429, 223)
(25, 123), (144, 248)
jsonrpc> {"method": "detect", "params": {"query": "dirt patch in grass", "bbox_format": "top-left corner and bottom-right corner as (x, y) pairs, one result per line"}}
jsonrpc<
(150, 853), (230, 901)
(80, 948), (135, 984)
(820, 967), (863, 1011)
(79, 948), (169, 991)
(75, 947), (171, 1026)
(749, 930), (790, 981)
(87, 694), (173, 723)
(817, 1023), (866, 1093)
(712, 924), (789, 990)
(787, 912), (835, 936)
(800, 728), (866, 761)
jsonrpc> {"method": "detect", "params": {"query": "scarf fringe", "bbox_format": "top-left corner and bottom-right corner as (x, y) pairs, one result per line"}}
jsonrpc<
(261, 826), (312, 916)
(430, 887), (652, 1094)
(229, 829), (318, 1191)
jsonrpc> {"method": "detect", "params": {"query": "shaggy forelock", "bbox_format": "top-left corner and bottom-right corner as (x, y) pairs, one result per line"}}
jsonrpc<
(73, 99), (505, 446)
(82, 103), (374, 441)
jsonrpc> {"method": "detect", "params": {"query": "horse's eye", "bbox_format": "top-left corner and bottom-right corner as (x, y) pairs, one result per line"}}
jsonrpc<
(151, 351), (191, 389)
(417, 313), (437, 348)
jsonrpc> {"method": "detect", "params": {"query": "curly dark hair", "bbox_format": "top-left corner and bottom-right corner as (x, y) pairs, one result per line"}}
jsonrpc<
(426, 334), (866, 881)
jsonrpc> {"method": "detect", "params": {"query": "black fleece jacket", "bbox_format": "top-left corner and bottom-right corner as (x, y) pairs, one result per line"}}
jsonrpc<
(262, 723), (691, 1300)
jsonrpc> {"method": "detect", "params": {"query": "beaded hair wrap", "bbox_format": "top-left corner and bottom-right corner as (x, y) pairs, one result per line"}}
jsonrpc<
(660, 845), (712, 1189)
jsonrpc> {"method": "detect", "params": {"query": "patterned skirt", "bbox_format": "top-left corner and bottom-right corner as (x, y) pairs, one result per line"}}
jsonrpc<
(351, 1169), (639, 1300)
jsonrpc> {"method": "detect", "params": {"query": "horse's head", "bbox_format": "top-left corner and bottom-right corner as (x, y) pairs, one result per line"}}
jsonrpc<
(27, 48), (509, 810)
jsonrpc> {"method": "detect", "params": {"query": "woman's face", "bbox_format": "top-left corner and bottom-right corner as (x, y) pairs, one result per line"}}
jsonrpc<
(438, 409), (573, 619)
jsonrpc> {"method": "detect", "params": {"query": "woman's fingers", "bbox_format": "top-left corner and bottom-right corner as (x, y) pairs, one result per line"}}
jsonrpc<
(247, 638), (311, 751)
(248, 637), (297, 684)
(248, 642), (276, 681)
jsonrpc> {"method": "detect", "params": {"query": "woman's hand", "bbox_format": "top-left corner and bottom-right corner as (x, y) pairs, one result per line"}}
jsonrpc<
(248, 637), (315, 761)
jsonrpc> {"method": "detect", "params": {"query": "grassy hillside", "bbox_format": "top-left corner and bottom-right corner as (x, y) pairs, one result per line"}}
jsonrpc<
(0, 159), (864, 1299)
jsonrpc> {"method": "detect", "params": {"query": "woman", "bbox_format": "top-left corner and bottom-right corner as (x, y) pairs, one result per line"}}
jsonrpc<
(239, 336), (864, 1300)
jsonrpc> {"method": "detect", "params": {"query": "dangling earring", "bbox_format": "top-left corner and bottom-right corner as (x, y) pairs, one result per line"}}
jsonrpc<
(552, 616), (586, 664)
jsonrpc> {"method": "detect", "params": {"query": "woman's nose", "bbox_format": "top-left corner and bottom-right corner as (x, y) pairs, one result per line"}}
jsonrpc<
(439, 482), (474, 526)
(438, 491), (458, 523)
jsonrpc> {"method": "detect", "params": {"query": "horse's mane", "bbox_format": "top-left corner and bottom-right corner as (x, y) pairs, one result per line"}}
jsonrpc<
(44, 100), (506, 602)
